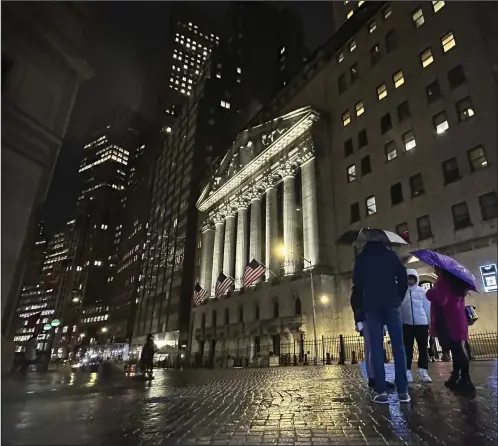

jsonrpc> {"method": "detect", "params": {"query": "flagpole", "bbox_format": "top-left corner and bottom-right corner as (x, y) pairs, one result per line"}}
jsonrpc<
(253, 258), (278, 278)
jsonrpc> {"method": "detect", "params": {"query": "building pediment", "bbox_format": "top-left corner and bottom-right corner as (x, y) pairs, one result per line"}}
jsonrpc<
(197, 106), (320, 213)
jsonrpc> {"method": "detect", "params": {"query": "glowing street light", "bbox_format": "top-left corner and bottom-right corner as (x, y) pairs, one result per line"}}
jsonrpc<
(101, 327), (107, 333)
(319, 295), (329, 305)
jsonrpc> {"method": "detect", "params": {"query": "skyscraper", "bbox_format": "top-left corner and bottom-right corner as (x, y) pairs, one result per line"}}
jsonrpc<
(132, 2), (305, 351)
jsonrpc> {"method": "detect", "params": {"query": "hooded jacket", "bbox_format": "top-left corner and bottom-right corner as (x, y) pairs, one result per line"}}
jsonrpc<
(400, 269), (431, 326)
(353, 242), (408, 312)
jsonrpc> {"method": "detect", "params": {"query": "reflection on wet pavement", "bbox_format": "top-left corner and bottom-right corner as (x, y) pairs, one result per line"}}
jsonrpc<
(2, 361), (497, 445)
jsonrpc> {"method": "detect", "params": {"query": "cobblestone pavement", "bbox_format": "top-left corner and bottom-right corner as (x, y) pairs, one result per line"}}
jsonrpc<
(2, 361), (497, 445)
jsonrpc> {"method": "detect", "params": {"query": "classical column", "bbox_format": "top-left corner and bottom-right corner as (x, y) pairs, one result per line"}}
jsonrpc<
(211, 214), (225, 296)
(235, 198), (249, 289)
(265, 183), (278, 281)
(200, 223), (215, 293)
(249, 191), (263, 284)
(282, 164), (297, 275)
(301, 156), (319, 267)
(223, 208), (236, 281)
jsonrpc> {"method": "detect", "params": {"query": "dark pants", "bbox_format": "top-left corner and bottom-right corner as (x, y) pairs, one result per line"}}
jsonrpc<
(449, 340), (470, 379)
(403, 324), (429, 370)
(366, 307), (408, 394)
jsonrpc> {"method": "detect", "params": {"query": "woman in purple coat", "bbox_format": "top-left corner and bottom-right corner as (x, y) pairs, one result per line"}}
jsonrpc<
(426, 267), (475, 395)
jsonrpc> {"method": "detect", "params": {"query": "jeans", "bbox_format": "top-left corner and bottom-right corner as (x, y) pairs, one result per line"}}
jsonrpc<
(366, 307), (408, 394)
(402, 324), (429, 370)
(362, 320), (375, 379)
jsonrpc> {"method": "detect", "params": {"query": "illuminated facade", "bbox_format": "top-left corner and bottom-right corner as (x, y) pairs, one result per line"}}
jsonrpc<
(191, 1), (498, 362)
(132, 2), (306, 350)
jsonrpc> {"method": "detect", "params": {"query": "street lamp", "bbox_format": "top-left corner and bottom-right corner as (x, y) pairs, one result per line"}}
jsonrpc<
(277, 245), (319, 365)
(319, 295), (329, 305)
(101, 327), (107, 333)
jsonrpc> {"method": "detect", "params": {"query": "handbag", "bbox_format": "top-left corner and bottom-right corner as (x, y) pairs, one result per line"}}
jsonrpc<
(465, 305), (478, 326)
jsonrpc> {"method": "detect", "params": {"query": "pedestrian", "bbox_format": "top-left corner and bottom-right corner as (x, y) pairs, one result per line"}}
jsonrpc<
(21, 336), (38, 374)
(400, 269), (432, 383)
(428, 337), (438, 362)
(140, 334), (157, 378)
(426, 267), (475, 395)
(350, 286), (395, 390)
(353, 239), (410, 404)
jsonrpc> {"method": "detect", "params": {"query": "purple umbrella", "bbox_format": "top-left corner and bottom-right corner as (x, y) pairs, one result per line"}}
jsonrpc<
(410, 249), (478, 292)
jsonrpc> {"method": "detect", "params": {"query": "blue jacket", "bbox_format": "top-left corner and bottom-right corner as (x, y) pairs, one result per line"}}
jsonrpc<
(350, 285), (365, 323)
(353, 242), (408, 313)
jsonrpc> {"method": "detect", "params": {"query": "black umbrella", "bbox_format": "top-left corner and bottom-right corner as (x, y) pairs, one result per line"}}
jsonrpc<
(336, 228), (408, 246)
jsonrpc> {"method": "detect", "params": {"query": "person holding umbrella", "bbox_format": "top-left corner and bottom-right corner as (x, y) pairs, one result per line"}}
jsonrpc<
(411, 249), (477, 396)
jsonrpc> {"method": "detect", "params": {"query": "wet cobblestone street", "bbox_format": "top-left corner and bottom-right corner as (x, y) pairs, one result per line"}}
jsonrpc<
(2, 361), (497, 445)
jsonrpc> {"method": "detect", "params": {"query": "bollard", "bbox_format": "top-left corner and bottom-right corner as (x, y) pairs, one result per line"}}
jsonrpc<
(304, 354), (309, 366)
(338, 335), (346, 365)
(326, 353), (332, 365)
(351, 350), (358, 365)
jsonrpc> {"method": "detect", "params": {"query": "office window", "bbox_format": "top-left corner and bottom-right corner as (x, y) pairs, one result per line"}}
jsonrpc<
(410, 173), (425, 197)
(338, 73), (347, 93)
(366, 196), (377, 215)
(355, 101), (365, 116)
(347, 9), (354, 20)
(391, 183), (403, 205)
(441, 31), (456, 53)
(479, 192), (498, 221)
(396, 222), (410, 242)
(350, 63), (359, 82)
(420, 48), (434, 68)
(442, 158), (460, 184)
(349, 39), (356, 52)
(220, 100), (230, 109)
(350, 202), (360, 223)
(347, 164), (357, 182)
(369, 21), (377, 33)
(417, 215), (433, 240)
(383, 5), (392, 20)
(377, 83), (387, 100)
(393, 70), (404, 88)
(456, 97), (475, 121)
(412, 7), (425, 28)
(426, 80), (442, 103)
(433, 111), (450, 134)
(385, 29), (397, 53)
(337, 51), (344, 63)
(448, 65), (466, 89)
(361, 156), (372, 176)
(403, 130), (416, 151)
(344, 138), (354, 157)
(452, 202), (472, 229)
(358, 129), (368, 148)
(433, 1), (445, 12)
(342, 110), (351, 127)
(380, 113), (393, 134)
(397, 101), (411, 122)
(385, 141), (397, 161)
(358, 0), (365, 6)
(370, 44), (381, 65)
(468, 146), (488, 171)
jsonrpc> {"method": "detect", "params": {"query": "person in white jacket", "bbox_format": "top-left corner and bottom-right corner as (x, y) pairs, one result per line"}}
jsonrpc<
(401, 269), (432, 383)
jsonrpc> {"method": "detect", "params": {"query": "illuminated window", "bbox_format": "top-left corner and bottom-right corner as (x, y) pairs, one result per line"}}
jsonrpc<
(403, 130), (417, 151)
(382, 5), (392, 20)
(358, 0), (365, 6)
(166, 127), (172, 133)
(337, 51), (344, 63)
(355, 101), (365, 116)
(432, 1), (445, 13)
(420, 48), (434, 68)
(468, 146), (488, 171)
(393, 70), (404, 88)
(366, 196), (377, 215)
(220, 100), (230, 109)
(377, 83), (387, 100)
(412, 8), (425, 28)
(347, 164), (356, 182)
(456, 97), (475, 121)
(101, 224), (108, 230)
(433, 111), (449, 134)
(347, 9), (354, 19)
(385, 141), (397, 161)
(216, 73), (221, 79)
(349, 39), (356, 52)
(342, 110), (351, 127)
(237, 67), (242, 73)
(441, 31), (456, 52)
(350, 63), (359, 82)
(369, 21), (377, 33)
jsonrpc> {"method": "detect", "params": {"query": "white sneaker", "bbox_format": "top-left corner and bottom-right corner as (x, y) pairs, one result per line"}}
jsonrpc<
(406, 370), (414, 383)
(419, 368), (432, 383)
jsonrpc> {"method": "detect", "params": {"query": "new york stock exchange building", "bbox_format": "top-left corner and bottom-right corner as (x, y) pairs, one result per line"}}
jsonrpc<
(190, 2), (498, 365)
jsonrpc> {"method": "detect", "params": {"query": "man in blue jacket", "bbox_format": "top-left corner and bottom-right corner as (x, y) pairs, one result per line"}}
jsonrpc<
(353, 241), (409, 404)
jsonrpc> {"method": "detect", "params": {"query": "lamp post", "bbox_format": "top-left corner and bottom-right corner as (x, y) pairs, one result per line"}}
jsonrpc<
(278, 246), (319, 365)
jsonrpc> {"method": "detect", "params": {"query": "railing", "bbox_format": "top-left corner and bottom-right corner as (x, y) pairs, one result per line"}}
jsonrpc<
(181, 331), (497, 369)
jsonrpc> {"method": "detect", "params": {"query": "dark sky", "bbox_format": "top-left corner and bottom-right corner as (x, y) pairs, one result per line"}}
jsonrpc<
(43, 1), (333, 235)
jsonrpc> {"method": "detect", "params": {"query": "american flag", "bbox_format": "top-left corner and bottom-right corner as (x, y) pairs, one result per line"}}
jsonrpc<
(215, 272), (234, 298)
(193, 283), (208, 306)
(243, 259), (266, 288)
